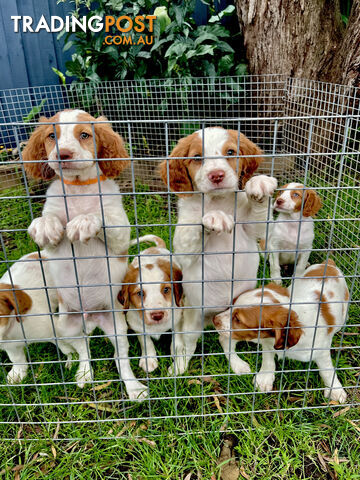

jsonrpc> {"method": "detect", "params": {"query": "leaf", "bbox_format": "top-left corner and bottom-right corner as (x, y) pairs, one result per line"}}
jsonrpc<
(188, 379), (202, 385)
(154, 6), (171, 34)
(185, 49), (197, 59)
(53, 420), (60, 440)
(209, 4), (235, 23)
(194, 32), (218, 46)
(173, 5), (185, 25)
(63, 40), (74, 52)
(52, 67), (66, 86)
(87, 402), (117, 412)
(196, 44), (215, 56)
(213, 395), (223, 414)
(216, 41), (234, 54)
(346, 419), (360, 433)
(22, 99), (47, 123)
(94, 380), (112, 391)
(137, 437), (157, 448)
(235, 63), (248, 76)
(150, 37), (172, 53)
(240, 465), (251, 480)
(137, 51), (151, 59)
(317, 452), (328, 472)
(165, 42), (187, 58)
(332, 406), (350, 418)
(51, 445), (57, 459)
(221, 5), (236, 15)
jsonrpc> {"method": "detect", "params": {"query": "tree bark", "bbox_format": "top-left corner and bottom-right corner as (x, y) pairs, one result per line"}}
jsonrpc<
(235, 0), (360, 87)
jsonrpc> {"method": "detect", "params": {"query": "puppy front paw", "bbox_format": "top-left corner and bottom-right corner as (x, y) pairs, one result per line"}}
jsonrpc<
(230, 356), (251, 375)
(66, 214), (102, 244)
(7, 367), (28, 384)
(127, 382), (148, 401)
(139, 356), (158, 373)
(202, 210), (234, 234)
(324, 387), (347, 404)
(254, 372), (275, 392)
(245, 175), (278, 202)
(75, 367), (92, 388)
(28, 215), (64, 247)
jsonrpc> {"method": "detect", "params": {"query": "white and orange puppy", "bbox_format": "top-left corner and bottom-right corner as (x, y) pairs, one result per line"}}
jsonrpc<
(0, 252), (78, 384)
(266, 183), (322, 283)
(118, 235), (183, 373)
(160, 127), (277, 375)
(22, 110), (147, 399)
(214, 260), (348, 403)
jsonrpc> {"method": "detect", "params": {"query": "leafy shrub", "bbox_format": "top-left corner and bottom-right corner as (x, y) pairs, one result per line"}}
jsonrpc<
(57, 0), (246, 82)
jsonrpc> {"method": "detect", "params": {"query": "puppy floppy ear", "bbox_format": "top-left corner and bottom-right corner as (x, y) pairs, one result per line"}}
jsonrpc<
(171, 264), (183, 307)
(228, 130), (264, 188)
(117, 283), (130, 310)
(22, 117), (56, 180)
(94, 116), (129, 178)
(271, 309), (303, 350)
(159, 134), (195, 195)
(0, 283), (32, 323)
(117, 265), (138, 310)
(303, 189), (322, 217)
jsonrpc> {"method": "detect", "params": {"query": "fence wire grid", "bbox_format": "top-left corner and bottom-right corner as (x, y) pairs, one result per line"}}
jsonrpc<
(0, 75), (359, 441)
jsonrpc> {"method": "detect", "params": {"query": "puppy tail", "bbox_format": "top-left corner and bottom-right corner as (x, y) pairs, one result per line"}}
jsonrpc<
(129, 235), (166, 249)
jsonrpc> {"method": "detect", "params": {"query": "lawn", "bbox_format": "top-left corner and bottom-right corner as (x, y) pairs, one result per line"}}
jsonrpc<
(0, 179), (359, 479)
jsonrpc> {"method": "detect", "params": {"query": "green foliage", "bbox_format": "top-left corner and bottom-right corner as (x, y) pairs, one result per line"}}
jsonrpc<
(22, 99), (47, 123)
(59, 0), (246, 82)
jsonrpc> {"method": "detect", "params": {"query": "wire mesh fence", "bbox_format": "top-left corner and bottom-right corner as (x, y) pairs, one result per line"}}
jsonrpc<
(0, 75), (359, 441)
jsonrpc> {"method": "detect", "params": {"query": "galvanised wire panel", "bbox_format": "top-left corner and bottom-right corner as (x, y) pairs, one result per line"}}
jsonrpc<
(0, 75), (359, 441)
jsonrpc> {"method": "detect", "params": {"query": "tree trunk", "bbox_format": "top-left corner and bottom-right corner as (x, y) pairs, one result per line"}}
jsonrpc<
(235, 0), (360, 87)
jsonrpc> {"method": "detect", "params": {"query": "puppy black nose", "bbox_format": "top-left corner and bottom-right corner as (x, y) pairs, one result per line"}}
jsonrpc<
(276, 198), (284, 206)
(59, 149), (74, 160)
(150, 311), (164, 322)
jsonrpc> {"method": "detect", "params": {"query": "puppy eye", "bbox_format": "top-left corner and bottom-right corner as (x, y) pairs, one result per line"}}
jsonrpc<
(193, 154), (202, 161)
(80, 132), (90, 139)
(293, 193), (299, 198)
(227, 149), (235, 156)
(48, 133), (56, 140)
(163, 287), (170, 294)
(136, 291), (142, 297)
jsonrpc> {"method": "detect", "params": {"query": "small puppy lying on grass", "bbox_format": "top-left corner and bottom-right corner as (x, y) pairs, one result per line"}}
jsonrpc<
(262, 183), (322, 283)
(213, 260), (348, 403)
(118, 235), (183, 373)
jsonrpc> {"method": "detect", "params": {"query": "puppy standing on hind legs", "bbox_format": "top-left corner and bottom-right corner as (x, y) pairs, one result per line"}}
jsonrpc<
(266, 183), (322, 284)
(22, 110), (147, 400)
(160, 127), (277, 375)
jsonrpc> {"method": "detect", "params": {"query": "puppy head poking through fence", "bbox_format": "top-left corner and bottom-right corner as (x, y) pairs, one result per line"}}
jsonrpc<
(0, 76), (358, 440)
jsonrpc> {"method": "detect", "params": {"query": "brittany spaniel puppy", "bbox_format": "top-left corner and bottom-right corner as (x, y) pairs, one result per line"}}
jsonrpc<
(266, 183), (322, 283)
(118, 235), (183, 373)
(160, 127), (277, 375)
(0, 252), (78, 384)
(214, 260), (348, 403)
(22, 109), (147, 399)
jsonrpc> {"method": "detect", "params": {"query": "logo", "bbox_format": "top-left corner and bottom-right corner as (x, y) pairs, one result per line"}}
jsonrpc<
(11, 15), (156, 46)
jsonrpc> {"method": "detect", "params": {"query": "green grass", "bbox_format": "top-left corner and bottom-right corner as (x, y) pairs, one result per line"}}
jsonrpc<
(0, 181), (359, 478)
